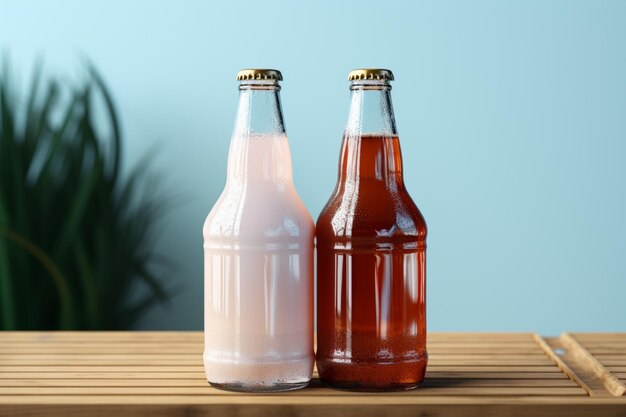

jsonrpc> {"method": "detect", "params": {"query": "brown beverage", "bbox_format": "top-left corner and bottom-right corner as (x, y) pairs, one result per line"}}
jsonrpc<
(316, 69), (427, 391)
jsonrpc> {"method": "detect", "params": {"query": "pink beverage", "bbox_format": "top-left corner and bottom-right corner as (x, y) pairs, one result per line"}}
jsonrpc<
(203, 69), (314, 392)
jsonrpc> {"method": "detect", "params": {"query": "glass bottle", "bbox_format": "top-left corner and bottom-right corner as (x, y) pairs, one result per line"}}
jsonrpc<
(316, 69), (428, 391)
(203, 69), (314, 392)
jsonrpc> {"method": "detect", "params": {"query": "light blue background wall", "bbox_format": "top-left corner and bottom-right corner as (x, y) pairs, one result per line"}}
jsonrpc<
(1, 0), (625, 334)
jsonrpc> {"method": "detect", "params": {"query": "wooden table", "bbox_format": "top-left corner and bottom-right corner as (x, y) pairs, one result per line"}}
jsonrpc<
(0, 332), (625, 416)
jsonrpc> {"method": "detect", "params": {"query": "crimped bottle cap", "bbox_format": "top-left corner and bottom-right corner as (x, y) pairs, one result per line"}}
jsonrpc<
(348, 68), (394, 81)
(236, 69), (283, 81)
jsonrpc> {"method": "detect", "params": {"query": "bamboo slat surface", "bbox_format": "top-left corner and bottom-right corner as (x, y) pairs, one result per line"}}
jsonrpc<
(0, 332), (625, 416)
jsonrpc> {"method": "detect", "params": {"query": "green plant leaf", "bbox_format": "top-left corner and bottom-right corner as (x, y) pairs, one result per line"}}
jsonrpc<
(25, 71), (58, 165)
(133, 262), (170, 303)
(88, 64), (121, 186)
(0, 201), (16, 330)
(33, 93), (80, 188)
(0, 226), (74, 329)
(24, 57), (43, 140)
(53, 89), (104, 261)
(74, 240), (98, 329)
(54, 158), (103, 261)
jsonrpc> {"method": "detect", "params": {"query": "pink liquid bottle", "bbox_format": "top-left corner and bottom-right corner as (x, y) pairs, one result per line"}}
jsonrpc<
(203, 69), (314, 392)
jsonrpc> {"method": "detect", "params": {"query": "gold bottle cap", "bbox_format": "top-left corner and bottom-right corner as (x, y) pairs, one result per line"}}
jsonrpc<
(348, 68), (394, 81)
(236, 69), (283, 81)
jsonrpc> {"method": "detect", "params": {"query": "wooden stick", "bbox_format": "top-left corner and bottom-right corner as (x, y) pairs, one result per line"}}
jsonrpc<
(560, 333), (626, 397)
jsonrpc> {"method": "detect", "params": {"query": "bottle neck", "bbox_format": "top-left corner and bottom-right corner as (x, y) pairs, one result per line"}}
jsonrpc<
(232, 80), (286, 137)
(346, 80), (397, 136)
(227, 81), (292, 184)
(339, 81), (403, 185)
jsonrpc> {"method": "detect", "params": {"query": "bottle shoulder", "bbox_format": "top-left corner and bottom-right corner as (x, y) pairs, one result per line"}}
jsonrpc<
(316, 185), (427, 241)
(203, 182), (314, 241)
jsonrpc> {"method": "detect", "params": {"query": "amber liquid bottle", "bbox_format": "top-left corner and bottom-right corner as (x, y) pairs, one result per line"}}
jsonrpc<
(316, 69), (427, 391)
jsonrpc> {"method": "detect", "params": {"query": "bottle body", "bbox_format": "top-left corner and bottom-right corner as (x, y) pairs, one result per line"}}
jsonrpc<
(203, 72), (314, 392)
(316, 72), (427, 391)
